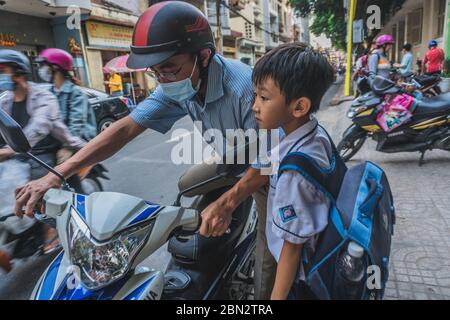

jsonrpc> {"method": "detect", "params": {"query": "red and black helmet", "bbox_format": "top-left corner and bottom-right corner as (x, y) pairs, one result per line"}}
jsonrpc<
(127, 1), (215, 69)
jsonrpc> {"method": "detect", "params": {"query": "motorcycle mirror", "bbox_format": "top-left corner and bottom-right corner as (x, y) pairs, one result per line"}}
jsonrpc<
(0, 109), (31, 153)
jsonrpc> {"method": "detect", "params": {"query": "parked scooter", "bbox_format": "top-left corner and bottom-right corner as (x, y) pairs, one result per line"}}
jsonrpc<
(338, 76), (450, 165)
(0, 109), (256, 300)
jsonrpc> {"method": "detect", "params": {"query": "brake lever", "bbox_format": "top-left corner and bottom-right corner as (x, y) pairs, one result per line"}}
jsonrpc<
(34, 210), (56, 228)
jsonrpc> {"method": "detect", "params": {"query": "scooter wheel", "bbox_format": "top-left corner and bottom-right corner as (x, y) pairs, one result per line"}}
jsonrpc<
(337, 130), (367, 162)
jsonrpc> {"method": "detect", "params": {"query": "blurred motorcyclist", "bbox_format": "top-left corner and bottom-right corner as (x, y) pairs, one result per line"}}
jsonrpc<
(0, 49), (85, 258)
(368, 34), (395, 80)
(36, 48), (97, 192)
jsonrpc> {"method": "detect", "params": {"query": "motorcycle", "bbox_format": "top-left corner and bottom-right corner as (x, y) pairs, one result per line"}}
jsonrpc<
(338, 76), (450, 166)
(0, 109), (256, 300)
(348, 69), (442, 119)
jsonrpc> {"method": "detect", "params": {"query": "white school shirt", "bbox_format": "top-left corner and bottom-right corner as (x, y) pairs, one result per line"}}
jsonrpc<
(266, 117), (333, 281)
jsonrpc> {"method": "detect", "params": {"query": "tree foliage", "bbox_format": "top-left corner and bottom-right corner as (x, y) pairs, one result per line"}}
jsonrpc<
(290, 0), (347, 50)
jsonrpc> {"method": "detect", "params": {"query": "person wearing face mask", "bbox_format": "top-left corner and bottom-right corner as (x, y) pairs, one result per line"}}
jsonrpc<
(35, 48), (97, 194)
(36, 48), (96, 142)
(0, 49), (86, 256)
(14, 1), (277, 299)
(0, 49), (85, 166)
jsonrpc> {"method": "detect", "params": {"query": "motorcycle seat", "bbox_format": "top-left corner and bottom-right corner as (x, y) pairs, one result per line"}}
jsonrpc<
(415, 93), (450, 115)
(167, 187), (253, 266)
(371, 76), (400, 95)
(402, 71), (414, 78)
(414, 74), (440, 87)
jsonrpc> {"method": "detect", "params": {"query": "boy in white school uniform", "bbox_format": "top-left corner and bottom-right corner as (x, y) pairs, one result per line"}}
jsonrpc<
(251, 43), (335, 299)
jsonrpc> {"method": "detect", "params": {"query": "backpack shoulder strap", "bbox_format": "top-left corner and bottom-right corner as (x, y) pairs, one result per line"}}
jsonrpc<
(278, 125), (347, 201)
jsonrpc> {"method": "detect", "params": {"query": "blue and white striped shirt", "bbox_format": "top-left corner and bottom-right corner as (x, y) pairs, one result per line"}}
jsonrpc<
(130, 55), (257, 135)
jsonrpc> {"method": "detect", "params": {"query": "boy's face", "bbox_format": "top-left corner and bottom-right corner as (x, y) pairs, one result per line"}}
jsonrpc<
(252, 77), (310, 131)
(253, 78), (291, 130)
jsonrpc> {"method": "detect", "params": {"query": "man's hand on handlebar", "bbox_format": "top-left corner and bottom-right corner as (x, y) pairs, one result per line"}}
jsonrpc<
(15, 174), (61, 218)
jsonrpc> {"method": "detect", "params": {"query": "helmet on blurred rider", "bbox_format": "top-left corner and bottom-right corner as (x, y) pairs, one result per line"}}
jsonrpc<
(376, 34), (395, 48)
(0, 49), (31, 74)
(36, 48), (74, 83)
(127, 1), (215, 69)
(428, 39), (438, 49)
(36, 48), (74, 71)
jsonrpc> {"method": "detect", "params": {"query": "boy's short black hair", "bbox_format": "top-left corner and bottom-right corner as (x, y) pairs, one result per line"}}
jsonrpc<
(252, 42), (335, 113)
(403, 43), (412, 51)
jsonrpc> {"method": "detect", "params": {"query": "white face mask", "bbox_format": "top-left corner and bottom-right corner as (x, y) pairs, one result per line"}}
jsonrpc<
(38, 65), (52, 83)
(159, 56), (201, 103)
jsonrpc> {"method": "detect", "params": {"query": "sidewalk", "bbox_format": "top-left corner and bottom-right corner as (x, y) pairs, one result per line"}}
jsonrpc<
(318, 94), (450, 300)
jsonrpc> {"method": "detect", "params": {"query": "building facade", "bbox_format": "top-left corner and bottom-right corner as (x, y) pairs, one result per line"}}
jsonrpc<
(0, 0), (91, 84)
(380, 0), (449, 71)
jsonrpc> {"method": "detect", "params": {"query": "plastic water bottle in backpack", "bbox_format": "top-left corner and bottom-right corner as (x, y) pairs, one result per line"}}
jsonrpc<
(335, 241), (366, 299)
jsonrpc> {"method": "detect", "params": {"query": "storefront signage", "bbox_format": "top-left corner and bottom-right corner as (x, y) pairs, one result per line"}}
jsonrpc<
(86, 21), (133, 49)
(0, 33), (17, 47)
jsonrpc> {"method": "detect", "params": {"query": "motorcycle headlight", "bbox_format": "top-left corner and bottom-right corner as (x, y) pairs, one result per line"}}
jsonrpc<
(68, 208), (154, 290)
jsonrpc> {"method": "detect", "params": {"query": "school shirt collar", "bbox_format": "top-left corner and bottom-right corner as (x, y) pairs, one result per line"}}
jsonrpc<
(272, 116), (319, 161)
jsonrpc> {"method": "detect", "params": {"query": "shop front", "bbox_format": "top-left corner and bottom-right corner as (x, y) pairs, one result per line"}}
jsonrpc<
(0, 10), (55, 81)
(83, 20), (150, 98)
(0, 1), (91, 85)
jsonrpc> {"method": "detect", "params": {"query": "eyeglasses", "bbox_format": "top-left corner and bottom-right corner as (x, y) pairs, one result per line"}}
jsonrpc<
(146, 60), (190, 82)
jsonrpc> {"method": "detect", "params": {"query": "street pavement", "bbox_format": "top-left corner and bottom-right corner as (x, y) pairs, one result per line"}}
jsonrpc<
(3, 78), (450, 300)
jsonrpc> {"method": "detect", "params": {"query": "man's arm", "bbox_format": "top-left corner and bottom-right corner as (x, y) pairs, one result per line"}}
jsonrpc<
(271, 241), (303, 300)
(15, 116), (145, 217)
(199, 167), (268, 237)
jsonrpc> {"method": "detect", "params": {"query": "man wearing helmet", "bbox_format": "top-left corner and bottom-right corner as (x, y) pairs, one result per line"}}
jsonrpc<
(14, 1), (275, 299)
(422, 40), (445, 76)
(368, 34), (395, 80)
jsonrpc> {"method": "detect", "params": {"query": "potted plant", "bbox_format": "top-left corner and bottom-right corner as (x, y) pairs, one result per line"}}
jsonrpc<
(440, 58), (450, 93)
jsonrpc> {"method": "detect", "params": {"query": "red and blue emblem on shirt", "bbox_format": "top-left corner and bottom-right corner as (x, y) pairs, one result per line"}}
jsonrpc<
(279, 205), (297, 223)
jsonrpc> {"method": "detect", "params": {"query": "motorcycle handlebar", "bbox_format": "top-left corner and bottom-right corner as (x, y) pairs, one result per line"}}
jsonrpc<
(173, 210), (231, 238)
(0, 210), (56, 228)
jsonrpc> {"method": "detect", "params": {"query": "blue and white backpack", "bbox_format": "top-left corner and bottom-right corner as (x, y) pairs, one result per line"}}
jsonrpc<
(278, 127), (395, 300)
